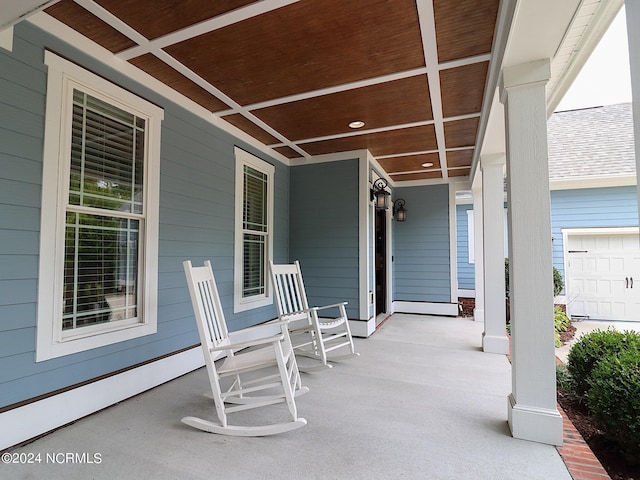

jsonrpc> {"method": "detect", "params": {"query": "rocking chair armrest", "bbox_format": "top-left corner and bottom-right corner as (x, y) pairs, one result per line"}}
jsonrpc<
(231, 319), (290, 336)
(279, 303), (347, 319)
(210, 333), (284, 353)
(310, 301), (348, 312)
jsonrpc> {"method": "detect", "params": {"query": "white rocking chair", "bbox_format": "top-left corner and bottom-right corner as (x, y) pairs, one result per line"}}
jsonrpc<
(182, 260), (308, 436)
(269, 260), (358, 371)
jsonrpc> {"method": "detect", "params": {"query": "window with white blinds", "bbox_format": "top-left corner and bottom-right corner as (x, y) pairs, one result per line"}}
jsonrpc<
(243, 165), (267, 297)
(37, 52), (163, 361)
(234, 148), (274, 312)
(63, 90), (144, 331)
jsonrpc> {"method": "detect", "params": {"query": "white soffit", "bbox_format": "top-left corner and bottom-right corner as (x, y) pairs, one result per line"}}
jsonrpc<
(477, 0), (622, 178)
(547, 0), (624, 114)
(0, 0), (59, 30)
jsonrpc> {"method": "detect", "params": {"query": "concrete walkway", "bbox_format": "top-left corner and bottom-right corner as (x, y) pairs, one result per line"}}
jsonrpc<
(5, 314), (572, 480)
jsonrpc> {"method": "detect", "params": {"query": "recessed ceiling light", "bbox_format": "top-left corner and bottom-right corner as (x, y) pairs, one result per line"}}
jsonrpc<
(349, 121), (365, 129)
(421, 162), (434, 168)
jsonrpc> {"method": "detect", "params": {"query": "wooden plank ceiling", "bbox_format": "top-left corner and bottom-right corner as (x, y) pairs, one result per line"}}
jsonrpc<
(44, 0), (500, 182)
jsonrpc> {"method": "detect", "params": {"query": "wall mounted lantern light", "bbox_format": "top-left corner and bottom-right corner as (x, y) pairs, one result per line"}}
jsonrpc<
(371, 178), (391, 210)
(393, 198), (407, 222)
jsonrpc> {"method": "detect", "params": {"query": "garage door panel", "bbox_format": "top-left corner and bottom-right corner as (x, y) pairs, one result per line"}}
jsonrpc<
(566, 231), (640, 321)
(611, 257), (624, 271)
(596, 258), (610, 272)
(585, 301), (598, 315)
(609, 279), (626, 296)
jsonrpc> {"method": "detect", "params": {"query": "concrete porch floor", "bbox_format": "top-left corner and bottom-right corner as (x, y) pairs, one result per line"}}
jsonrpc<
(5, 314), (572, 480)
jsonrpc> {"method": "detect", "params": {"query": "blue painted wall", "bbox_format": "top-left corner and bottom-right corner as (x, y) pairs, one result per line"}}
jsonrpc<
(0, 23), (289, 409)
(289, 160), (360, 319)
(456, 204), (475, 291)
(393, 184), (450, 302)
(551, 186), (639, 280)
(454, 187), (638, 295)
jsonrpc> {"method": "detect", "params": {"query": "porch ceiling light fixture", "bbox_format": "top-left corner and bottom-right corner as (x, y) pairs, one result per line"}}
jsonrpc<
(371, 178), (391, 210)
(349, 120), (365, 129)
(393, 198), (407, 222)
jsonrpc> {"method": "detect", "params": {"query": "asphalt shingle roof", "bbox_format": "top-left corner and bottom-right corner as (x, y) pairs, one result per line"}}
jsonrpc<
(547, 103), (636, 181)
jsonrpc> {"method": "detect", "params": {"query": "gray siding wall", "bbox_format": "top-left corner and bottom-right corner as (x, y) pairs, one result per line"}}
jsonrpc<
(456, 204), (475, 291)
(393, 184), (451, 302)
(551, 186), (639, 281)
(289, 160), (360, 319)
(0, 23), (288, 409)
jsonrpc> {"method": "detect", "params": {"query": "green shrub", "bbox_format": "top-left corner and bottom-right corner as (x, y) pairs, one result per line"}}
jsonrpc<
(556, 363), (574, 391)
(587, 348), (640, 463)
(553, 267), (564, 296)
(505, 258), (509, 297)
(554, 307), (570, 348)
(503, 258), (564, 297)
(567, 329), (640, 397)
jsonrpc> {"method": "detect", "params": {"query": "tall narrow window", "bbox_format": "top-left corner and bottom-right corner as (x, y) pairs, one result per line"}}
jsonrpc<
(37, 52), (163, 361)
(234, 148), (274, 312)
(63, 91), (144, 331)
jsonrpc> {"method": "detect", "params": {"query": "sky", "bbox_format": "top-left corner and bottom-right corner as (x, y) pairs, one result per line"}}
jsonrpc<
(555, 6), (632, 112)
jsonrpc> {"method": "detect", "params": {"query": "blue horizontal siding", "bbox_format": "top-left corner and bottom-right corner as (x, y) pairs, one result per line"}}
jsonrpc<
(454, 188), (636, 295)
(393, 184), (451, 303)
(551, 186), (639, 284)
(289, 160), (360, 319)
(0, 22), (290, 409)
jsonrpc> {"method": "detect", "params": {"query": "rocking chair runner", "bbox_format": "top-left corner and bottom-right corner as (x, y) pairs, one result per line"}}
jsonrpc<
(269, 261), (358, 370)
(182, 260), (308, 436)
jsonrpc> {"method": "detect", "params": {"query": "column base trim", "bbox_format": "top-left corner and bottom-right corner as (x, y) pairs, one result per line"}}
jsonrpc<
(474, 308), (485, 323)
(482, 333), (509, 354)
(507, 393), (563, 446)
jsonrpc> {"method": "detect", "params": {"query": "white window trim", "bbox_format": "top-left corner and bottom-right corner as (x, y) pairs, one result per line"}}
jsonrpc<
(233, 147), (274, 313)
(467, 209), (475, 264)
(36, 51), (163, 362)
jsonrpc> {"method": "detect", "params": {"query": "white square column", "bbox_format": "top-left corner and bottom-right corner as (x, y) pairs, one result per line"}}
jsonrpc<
(481, 154), (508, 354)
(500, 59), (563, 446)
(472, 175), (485, 323)
(626, 0), (640, 214)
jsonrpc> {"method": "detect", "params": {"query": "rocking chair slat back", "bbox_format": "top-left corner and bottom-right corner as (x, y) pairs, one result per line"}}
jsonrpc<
(181, 259), (308, 436)
(272, 261), (308, 318)
(187, 260), (228, 350)
(269, 260), (358, 369)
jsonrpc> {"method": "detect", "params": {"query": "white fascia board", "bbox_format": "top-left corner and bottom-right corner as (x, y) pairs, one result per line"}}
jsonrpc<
(0, 0), (58, 29)
(550, 175), (636, 190)
(0, 26), (13, 51)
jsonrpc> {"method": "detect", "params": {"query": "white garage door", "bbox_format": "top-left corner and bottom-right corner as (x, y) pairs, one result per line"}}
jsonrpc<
(565, 230), (640, 321)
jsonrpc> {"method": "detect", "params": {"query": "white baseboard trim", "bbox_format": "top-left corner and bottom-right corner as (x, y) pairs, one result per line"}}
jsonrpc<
(393, 301), (459, 316)
(349, 318), (375, 337)
(0, 347), (205, 451)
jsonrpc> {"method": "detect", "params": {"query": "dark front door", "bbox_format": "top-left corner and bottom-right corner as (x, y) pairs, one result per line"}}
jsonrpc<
(375, 209), (386, 315)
